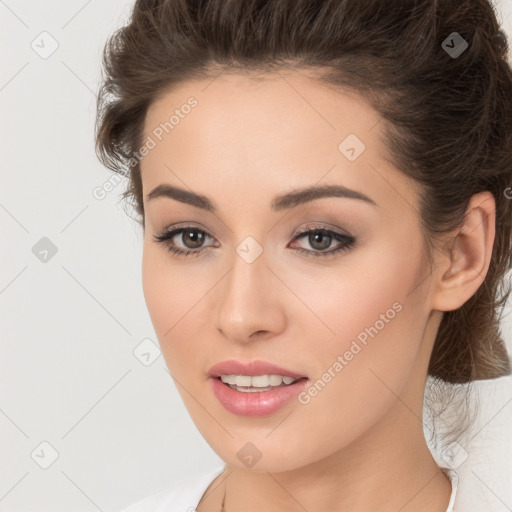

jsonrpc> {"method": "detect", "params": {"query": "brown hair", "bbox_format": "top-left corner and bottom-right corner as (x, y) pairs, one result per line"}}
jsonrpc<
(95, 0), (512, 386)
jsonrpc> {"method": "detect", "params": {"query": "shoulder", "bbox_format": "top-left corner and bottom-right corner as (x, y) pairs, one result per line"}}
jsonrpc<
(119, 466), (226, 512)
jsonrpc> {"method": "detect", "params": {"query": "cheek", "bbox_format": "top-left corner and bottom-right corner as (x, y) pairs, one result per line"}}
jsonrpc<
(141, 241), (196, 328)
(141, 249), (171, 332)
(141, 244), (215, 375)
(285, 243), (426, 400)
(277, 243), (420, 349)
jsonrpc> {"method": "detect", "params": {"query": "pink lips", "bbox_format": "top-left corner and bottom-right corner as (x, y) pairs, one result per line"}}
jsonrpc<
(208, 359), (308, 417)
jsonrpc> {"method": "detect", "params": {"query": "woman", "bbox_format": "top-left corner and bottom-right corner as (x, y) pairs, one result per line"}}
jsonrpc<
(95, 0), (512, 510)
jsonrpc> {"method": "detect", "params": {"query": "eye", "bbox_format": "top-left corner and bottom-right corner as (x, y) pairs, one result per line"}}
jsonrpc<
(288, 224), (356, 258)
(153, 225), (217, 258)
(153, 223), (356, 259)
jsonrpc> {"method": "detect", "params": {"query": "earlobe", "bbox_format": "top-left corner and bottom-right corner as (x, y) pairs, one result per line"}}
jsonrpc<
(432, 191), (496, 312)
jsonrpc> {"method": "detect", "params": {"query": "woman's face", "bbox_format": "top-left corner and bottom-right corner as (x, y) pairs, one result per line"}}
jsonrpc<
(140, 70), (441, 472)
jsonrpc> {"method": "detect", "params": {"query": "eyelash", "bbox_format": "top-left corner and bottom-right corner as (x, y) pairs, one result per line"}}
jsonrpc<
(153, 224), (356, 259)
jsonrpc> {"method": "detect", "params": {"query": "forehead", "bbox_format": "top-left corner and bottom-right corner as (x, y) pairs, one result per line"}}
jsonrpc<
(143, 70), (381, 151)
(141, 71), (417, 215)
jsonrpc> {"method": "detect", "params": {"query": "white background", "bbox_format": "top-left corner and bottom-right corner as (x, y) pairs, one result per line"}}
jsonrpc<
(1, 1), (511, 511)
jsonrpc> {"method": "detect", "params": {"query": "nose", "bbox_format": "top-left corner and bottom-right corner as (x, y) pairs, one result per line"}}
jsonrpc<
(214, 247), (287, 344)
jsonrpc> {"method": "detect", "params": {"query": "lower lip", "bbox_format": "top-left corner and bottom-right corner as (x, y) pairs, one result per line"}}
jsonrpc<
(210, 377), (309, 417)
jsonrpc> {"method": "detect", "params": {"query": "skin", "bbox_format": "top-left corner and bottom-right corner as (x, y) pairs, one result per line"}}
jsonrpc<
(139, 69), (495, 512)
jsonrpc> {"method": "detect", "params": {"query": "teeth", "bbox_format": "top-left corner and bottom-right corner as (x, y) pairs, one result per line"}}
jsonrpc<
(220, 374), (300, 387)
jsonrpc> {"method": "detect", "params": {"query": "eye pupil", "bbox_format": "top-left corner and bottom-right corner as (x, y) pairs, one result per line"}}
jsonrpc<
(183, 229), (204, 249)
(309, 231), (331, 251)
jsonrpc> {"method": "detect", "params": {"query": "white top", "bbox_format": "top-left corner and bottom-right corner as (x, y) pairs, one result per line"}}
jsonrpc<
(119, 465), (459, 512)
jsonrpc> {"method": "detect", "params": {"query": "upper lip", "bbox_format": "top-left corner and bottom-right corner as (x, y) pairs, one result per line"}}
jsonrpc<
(208, 359), (307, 379)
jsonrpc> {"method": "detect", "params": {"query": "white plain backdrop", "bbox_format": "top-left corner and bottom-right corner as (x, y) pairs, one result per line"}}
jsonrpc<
(1, 1), (512, 511)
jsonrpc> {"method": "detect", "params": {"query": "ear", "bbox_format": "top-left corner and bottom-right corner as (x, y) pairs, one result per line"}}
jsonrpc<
(431, 191), (496, 312)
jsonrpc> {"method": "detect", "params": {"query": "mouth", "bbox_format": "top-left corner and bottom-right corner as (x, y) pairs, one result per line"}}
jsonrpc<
(210, 375), (310, 417)
(207, 359), (309, 416)
(215, 375), (309, 393)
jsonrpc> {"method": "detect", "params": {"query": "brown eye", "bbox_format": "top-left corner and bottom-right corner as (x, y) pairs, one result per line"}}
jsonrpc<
(153, 227), (216, 257)
(180, 229), (206, 249)
(306, 231), (334, 251)
(289, 226), (356, 258)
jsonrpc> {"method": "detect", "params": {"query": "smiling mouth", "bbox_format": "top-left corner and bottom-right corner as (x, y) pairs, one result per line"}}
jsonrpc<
(216, 376), (308, 393)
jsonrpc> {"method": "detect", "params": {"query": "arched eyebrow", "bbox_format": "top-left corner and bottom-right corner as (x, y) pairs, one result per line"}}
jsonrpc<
(146, 183), (378, 212)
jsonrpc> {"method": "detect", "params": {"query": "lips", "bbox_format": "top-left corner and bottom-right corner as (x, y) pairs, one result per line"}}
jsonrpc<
(210, 373), (309, 417)
(208, 359), (307, 379)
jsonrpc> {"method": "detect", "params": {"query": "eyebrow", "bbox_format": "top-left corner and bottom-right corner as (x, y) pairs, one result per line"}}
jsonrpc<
(146, 183), (378, 212)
